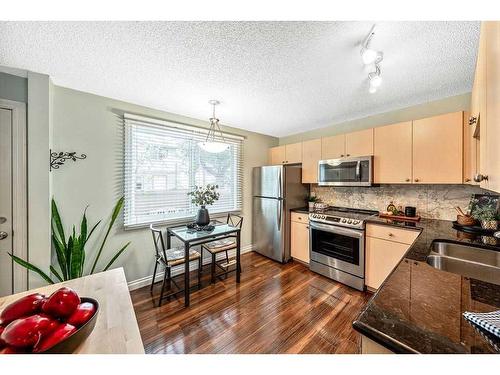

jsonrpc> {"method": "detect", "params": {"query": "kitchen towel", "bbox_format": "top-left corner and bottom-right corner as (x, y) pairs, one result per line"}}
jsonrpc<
(463, 310), (500, 338)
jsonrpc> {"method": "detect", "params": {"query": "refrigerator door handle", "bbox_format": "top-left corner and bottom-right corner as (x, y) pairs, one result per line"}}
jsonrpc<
(277, 199), (282, 230)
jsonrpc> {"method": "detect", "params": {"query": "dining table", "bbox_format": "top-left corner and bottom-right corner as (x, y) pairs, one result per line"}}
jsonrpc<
(166, 222), (241, 307)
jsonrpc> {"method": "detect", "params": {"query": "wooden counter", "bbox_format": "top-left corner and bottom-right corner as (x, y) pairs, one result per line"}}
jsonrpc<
(0, 268), (144, 354)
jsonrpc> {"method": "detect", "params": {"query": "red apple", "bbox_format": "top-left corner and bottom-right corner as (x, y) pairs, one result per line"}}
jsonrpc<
(33, 323), (76, 353)
(0, 293), (45, 325)
(0, 326), (5, 348)
(0, 346), (26, 354)
(67, 302), (96, 327)
(0, 314), (57, 349)
(42, 287), (80, 318)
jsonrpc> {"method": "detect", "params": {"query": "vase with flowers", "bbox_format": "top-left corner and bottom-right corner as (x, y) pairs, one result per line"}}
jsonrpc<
(188, 184), (220, 226)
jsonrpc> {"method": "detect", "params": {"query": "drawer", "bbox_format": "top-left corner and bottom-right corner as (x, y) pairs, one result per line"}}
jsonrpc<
(291, 212), (309, 224)
(366, 224), (420, 245)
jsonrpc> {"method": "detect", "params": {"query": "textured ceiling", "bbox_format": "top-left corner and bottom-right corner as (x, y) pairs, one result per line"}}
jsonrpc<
(0, 21), (479, 137)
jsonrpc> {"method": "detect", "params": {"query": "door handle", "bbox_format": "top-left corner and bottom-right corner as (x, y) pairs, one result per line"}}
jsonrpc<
(0, 231), (8, 240)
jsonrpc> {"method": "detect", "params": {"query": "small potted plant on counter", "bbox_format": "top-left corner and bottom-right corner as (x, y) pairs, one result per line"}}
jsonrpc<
(471, 204), (499, 230)
(307, 194), (319, 211)
(188, 184), (220, 226)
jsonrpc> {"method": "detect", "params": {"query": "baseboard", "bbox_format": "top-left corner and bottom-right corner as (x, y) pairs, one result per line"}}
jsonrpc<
(127, 244), (254, 291)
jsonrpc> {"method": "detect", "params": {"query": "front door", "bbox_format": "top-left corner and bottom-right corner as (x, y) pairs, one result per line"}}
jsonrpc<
(0, 107), (13, 296)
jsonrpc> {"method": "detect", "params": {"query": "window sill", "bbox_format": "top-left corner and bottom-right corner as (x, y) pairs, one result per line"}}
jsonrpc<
(123, 210), (242, 231)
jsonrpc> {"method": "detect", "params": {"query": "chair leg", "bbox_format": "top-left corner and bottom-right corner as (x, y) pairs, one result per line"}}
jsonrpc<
(158, 266), (168, 307)
(198, 256), (202, 290)
(225, 251), (229, 279)
(211, 252), (216, 284)
(150, 260), (158, 293)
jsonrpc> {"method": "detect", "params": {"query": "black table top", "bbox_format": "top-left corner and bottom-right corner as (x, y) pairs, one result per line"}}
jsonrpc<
(354, 217), (500, 353)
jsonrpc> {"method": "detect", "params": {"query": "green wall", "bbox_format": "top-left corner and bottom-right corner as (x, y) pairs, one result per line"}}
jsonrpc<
(279, 93), (471, 145)
(0, 72), (28, 103)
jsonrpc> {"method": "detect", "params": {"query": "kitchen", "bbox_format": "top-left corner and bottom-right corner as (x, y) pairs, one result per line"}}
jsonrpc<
(0, 11), (500, 364)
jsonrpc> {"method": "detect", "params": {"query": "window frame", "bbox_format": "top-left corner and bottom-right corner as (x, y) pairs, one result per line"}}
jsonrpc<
(123, 113), (244, 230)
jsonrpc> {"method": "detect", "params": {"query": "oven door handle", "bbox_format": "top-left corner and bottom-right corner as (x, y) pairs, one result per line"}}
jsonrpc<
(309, 221), (364, 238)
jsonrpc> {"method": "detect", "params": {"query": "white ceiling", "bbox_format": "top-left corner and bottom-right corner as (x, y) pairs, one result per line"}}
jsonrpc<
(0, 21), (479, 137)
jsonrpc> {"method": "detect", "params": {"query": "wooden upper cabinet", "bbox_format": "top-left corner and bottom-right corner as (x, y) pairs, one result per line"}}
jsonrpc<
(484, 21), (500, 193)
(285, 142), (302, 164)
(345, 128), (374, 157)
(269, 145), (286, 165)
(374, 121), (413, 184)
(302, 139), (322, 183)
(412, 112), (463, 184)
(321, 134), (345, 159)
(463, 111), (479, 184)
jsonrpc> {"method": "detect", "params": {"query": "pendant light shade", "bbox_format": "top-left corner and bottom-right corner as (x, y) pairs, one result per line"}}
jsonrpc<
(198, 100), (229, 153)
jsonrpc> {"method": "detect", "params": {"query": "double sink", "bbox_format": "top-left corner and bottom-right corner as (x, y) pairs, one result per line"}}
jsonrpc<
(426, 241), (500, 285)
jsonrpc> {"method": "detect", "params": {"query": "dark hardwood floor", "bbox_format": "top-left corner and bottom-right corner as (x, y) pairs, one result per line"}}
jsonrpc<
(130, 252), (371, 354)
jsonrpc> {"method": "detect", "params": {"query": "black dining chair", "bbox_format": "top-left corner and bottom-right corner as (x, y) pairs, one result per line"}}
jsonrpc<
(201, 213), (243, 284)
(150, 224), (202, 307)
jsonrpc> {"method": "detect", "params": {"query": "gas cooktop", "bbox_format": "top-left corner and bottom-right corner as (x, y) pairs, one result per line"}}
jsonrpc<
(309, 206), (379, 229)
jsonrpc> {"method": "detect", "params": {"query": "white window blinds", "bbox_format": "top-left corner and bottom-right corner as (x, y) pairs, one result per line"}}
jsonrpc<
(124, 114), (243, 228)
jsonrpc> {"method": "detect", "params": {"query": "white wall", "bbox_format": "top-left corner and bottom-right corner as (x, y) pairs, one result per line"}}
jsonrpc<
(51, 86), (277, 284)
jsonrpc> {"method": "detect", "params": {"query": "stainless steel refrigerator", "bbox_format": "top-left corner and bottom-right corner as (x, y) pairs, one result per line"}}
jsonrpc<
(252, 165), (308, 263)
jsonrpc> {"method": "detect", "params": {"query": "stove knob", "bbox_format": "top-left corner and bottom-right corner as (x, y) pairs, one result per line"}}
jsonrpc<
(347, 219), (352, 224)
(321, 215), (326, 220)
(352, 220), (359, 225)
(341, 218), (346, 223)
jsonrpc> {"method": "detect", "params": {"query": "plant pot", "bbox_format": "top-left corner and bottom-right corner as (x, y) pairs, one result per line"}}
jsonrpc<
(196, 205), (210, 226)
(308, 202), (315, 210)
(480, 220), (498, 230)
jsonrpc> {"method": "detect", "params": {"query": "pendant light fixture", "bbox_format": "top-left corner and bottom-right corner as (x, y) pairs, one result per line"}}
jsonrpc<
(198, 100), (229, 153)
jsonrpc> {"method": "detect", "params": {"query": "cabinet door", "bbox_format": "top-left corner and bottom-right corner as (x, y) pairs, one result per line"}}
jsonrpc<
(290, 221), (309, 263)
(269, 145), (286, 165)
(374, 121), (413, 184)
(285, 142), (302, 164)
(478, 22), (489, 189)
(345, 128), (374, 157)
(463, 111), (479, 184)
(302, 139), (322, 183)
(365, 236), (410, 290)
(412, 112), (463, 184)
(485, 21), (500, 193)
(321, 134), (345, 159)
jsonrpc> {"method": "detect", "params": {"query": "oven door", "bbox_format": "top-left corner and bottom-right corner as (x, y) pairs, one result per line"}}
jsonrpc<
(309, 221), (364, 277)
(317, 156), (373, 186)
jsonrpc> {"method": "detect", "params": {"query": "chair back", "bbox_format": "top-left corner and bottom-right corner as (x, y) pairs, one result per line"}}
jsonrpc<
(150, 224), (168, 262)
(227, 213), (243, 229)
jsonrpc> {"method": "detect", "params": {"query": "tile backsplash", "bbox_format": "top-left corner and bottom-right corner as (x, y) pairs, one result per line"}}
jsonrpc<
(311, 184), (488, 220)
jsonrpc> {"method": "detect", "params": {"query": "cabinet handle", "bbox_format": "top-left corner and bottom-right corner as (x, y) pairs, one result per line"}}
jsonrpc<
(388, 233), (394, 237)
(474, 174), (488, 182)
(469, 116), (478, 126)
(414, 178), (420, 182)
(346, 154), (350, 157)
(306, 226), (309, 229)
(340, 154), (344, 157)
(465, 178), (471, 182)
(405, 178), (410, 182)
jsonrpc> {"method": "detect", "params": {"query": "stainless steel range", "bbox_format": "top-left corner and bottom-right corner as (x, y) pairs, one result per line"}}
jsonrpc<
(309, 206), (378, 291)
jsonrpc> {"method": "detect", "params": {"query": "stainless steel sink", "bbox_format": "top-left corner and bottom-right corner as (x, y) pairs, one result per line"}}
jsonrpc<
(426, 241), (500, 284)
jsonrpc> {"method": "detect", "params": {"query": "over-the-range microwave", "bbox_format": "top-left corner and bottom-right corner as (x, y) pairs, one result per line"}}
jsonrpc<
(317, 155), (373, 187)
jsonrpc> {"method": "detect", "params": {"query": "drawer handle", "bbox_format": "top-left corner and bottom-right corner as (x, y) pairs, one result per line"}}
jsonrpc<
(388, 233), (394, 237)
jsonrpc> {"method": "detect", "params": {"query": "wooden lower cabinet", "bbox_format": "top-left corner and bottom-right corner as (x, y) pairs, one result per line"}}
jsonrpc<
(365, 224), (420, 291)
(291, 219), (309, 264)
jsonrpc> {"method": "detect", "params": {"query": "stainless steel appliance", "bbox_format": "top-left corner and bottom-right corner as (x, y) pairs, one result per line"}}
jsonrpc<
(252, 165), (308, 263)
(318, 156), (373, 186)
(309, 207), (378, 290)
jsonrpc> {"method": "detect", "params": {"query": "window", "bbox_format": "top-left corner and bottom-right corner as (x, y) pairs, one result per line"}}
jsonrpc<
(124, 114), (243, 228)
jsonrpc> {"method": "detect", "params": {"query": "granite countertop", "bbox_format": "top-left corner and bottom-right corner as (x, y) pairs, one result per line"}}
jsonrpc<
(291, 207), (313, 214)
(354, 217), (500, 353)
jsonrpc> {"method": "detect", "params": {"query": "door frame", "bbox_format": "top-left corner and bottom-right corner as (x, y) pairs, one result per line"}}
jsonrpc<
(0, 98), (28, 293)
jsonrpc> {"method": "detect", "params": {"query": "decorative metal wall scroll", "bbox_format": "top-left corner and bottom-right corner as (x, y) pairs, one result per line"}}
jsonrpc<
(50, 149), (87, 171)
